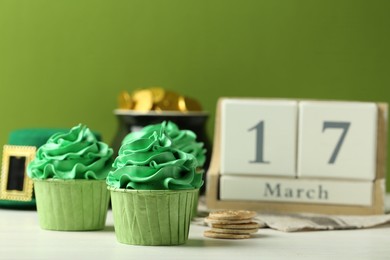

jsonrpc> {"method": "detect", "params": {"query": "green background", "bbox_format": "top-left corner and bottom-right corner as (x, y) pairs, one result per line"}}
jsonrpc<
(1, 1), (389, 188)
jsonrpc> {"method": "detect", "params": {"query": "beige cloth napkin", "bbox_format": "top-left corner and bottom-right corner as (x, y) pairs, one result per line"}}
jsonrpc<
(194, 195), (390, 232)
(250, 213), (390, 232)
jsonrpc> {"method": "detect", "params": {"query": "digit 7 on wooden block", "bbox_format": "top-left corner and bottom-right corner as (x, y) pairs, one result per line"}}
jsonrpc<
(297, 101), (377, 181)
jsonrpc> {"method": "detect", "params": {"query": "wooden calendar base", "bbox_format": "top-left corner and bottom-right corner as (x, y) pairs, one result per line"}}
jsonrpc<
(207, 175), (385, 215)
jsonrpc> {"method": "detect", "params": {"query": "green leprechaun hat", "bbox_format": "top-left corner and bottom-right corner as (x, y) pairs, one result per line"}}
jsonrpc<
(0, 128), (102, 209)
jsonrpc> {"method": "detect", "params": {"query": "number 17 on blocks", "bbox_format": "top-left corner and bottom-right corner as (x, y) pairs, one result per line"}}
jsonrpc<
(220, 99), (377, 181)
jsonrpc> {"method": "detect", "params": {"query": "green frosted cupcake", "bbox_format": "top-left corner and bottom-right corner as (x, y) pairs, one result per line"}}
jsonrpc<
(27, 124), (113, 231)
(121, 121), (206, 217)
(107, 121), (203, 246)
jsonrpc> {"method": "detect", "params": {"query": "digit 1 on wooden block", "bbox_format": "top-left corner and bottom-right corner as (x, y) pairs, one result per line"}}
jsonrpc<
(220, 98), (297, 177)
(298, 101), (378, 180)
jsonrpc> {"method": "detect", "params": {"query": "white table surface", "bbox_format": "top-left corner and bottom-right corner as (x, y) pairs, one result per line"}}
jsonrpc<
(1, 206), (390, 260)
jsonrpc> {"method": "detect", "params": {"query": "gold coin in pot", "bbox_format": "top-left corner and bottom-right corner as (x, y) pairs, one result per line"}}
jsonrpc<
(152, 104), (163, 112)
(118, 91), (133, 109)
(156, 90), (180, 111)
(132, 89), (153, 111)
(149, 87), (166, 103)
(178, 96), (202, 111)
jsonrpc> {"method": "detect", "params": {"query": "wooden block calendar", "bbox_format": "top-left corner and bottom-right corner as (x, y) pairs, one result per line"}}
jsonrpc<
(206, 98), (387, 215)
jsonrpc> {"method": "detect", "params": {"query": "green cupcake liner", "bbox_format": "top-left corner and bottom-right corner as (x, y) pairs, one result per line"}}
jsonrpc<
(109, 187), (198, 246)
(33, 179), (110, 231)
(192, 190), (199, 219)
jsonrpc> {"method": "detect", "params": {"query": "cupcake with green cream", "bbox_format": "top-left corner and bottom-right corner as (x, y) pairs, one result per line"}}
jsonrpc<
(27, 124), (113, 231)
(107, 121), (203, 246)
(120, 121), (206, 217)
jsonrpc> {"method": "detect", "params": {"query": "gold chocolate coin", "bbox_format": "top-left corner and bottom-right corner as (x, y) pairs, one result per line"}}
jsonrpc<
(132, 89), (153, 111)
(203, 230), (250, 239)
(118, 91), (133, 109)
(149, 87), (166, 103)
(155, 90), (180, 111)
(209, 210), (257, 220)
(178, 96), (202, 112)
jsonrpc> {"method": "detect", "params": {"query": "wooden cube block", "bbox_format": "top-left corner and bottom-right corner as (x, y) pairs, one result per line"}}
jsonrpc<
(298, 101), (377, 181)
(220, 99), (297, 177)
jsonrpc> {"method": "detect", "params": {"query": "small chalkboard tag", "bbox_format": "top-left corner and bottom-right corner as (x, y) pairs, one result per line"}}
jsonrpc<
(206, 98), (387, 215)
(0, 145), (36, 201)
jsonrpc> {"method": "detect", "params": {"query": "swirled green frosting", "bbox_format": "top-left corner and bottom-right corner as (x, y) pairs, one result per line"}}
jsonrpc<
(27, 124), (113, 180)
(122, 121), (206, 167)
(107, 121), (203, 190)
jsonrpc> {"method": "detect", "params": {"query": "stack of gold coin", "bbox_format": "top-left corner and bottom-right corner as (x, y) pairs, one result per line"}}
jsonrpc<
(118, 87), (202, 112)
(203, 210), (261, 239)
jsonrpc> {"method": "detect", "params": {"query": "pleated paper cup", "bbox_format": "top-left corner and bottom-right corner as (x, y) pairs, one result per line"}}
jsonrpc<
(192, 189), (199, 219)
(33, 179), (110, 231)
(108, 187), (198, 246)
